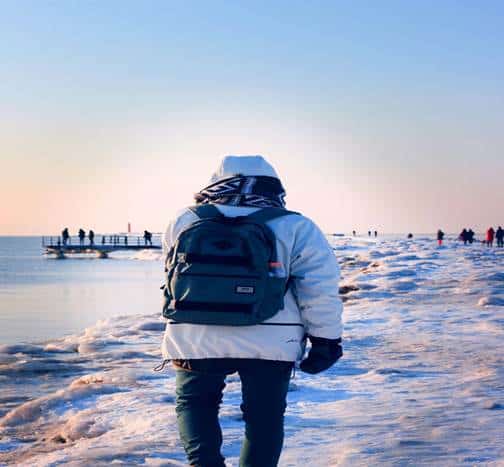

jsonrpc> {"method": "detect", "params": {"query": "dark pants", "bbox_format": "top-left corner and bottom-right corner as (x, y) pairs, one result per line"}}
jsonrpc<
(174, 358), (293, 467)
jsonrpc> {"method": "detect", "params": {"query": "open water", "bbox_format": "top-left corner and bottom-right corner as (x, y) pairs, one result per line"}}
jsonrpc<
(0, 237), (163, 345)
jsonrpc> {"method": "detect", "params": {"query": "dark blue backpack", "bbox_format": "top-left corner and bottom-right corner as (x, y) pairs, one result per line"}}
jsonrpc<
(162, 205), (298, 326)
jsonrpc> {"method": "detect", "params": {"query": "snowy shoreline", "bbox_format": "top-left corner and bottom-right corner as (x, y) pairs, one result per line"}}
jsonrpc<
(1, 237), (503, 466)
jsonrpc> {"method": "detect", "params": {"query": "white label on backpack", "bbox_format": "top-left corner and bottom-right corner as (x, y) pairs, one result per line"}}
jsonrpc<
(236, 286), (255, 294)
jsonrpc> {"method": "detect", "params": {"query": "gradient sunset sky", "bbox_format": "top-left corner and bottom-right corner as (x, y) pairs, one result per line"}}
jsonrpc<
(1, 1), (503, 235)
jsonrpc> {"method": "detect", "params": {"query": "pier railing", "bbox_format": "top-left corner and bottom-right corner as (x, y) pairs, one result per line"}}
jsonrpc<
(42, 234), (162, 258)
(42, 234), (162, 248)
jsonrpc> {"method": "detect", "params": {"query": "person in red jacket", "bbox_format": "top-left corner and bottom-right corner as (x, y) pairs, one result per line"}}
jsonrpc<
(486, 227), (495, 247)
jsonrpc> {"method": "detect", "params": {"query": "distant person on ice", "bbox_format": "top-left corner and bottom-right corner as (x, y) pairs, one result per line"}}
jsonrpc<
(88, 230), (95, 246)
(160, 155), (343, 467)
(78, 228), (85, 246)
(144, 230), (152, 246)
(486, 227), (495, 247)
(460, 228), (469, 245)
(496, 226), (504, 248)
(467, 229), (475, 244)
(437, 229), (445, 246)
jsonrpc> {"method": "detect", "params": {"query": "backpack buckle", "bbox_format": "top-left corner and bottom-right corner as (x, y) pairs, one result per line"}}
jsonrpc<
(177, 253), (187, 263)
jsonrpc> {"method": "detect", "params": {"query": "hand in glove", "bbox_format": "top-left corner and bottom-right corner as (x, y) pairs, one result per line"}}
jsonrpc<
(300, 336), (342, 374)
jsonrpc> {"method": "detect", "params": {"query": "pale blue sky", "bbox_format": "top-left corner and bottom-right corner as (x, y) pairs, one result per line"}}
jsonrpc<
(1, 1), (503, 234)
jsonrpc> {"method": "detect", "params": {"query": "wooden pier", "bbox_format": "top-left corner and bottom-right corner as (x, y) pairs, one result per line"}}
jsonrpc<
(42, 235), (161, 259)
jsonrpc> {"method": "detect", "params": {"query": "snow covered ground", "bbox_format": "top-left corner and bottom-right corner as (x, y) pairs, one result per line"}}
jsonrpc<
(1, 237), (503, 466)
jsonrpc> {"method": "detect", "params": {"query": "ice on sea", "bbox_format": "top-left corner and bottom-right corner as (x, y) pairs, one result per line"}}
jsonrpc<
(1, 237), (503, 466)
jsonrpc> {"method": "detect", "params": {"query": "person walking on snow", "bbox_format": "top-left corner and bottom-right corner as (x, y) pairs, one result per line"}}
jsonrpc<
(437, 229), (445, 246)
(460, 228), (468, 245)
(486, 227), (495, 247)
(160, 155), (343, 467)
(496, 226), (504, 248)
(467, 229), (475, 244)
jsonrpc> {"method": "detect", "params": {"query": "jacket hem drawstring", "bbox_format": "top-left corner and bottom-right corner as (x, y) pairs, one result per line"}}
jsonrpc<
(153, 359), (171, 372)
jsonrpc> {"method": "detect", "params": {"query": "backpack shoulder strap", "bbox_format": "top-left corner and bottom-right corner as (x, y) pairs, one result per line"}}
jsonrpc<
(188, 204), (225, 220)
(246, 207), (300, 224)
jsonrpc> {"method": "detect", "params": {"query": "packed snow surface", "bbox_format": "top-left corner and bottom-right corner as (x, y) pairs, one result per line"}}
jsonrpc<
(1, 237), (503, 466)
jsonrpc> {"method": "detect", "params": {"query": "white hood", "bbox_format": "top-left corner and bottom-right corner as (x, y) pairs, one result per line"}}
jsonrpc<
(209, 155), (280, 184)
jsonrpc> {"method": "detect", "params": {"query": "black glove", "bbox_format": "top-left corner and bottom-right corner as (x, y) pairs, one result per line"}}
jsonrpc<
(300, 335), (342, 374)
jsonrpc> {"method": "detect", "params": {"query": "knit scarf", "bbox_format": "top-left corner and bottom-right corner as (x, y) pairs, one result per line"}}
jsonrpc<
(195, 175), (286, 208)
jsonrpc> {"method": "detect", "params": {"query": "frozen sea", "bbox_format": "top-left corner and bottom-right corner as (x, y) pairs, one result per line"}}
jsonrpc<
(0, 235), (503, 466)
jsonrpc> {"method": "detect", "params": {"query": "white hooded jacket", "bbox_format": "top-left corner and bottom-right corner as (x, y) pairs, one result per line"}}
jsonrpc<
(161, 156), (342, 362)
